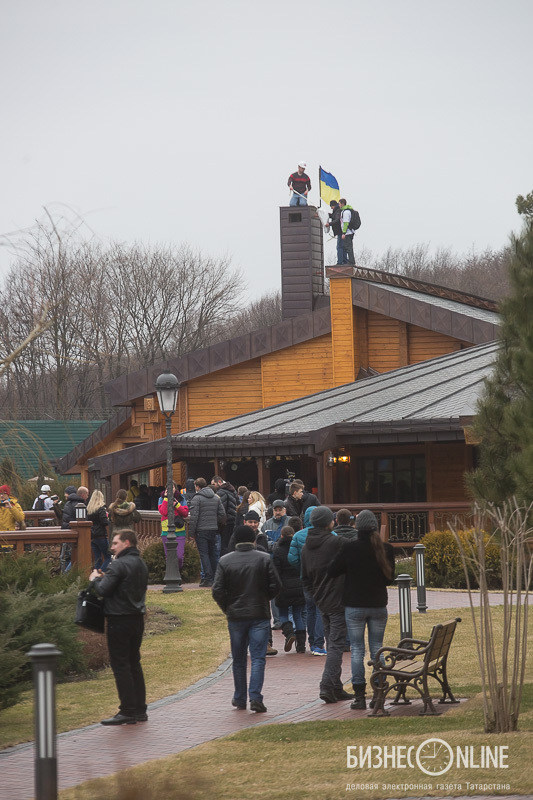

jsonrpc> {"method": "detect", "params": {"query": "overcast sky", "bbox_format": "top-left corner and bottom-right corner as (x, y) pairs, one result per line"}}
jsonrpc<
(1, 0), (532, 299)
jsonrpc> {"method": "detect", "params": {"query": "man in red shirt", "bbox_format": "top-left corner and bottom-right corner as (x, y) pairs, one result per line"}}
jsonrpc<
(288, 161), (311, 206)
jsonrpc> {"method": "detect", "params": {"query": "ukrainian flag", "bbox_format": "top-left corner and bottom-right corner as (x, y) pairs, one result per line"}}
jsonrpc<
(319, 167), (340, 205)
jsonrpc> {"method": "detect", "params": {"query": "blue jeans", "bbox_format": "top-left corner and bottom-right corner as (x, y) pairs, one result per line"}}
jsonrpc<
(336, 235), (348, 265)
(91, 537), (111, 571)
(227, 618), (270, 704)
(195, 529), (218, 583)
(304, 590), (324, 649)
(278, 604), (307, 630)
(290, 193), (307, 206)
(345, 607), (388, 686)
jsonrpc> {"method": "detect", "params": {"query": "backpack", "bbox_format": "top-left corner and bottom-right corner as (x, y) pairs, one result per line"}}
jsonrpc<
(349, 208), (362, 231)
(34, 495), (46, 511)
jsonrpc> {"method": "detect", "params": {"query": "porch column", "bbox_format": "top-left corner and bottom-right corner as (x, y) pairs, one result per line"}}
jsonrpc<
(321, 452), (334, 505)
(256, 457), (270, 498)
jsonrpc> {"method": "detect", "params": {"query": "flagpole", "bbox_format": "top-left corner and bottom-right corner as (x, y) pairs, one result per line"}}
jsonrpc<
(318, 166), (322, 208)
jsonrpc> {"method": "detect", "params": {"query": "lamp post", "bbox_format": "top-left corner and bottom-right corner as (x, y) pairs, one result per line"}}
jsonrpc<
(155, 371), (183, 593)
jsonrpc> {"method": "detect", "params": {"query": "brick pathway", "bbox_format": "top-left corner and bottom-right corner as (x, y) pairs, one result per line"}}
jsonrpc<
(0, 589), (509, 800)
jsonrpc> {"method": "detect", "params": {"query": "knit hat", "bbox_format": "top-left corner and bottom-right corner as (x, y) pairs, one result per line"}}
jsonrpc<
(272, 500), (285, 509)
(0, 484), (11, 494)
(64, 485), (76, 495)
(244, 510), (260, 521)
(234, 525), (256, 544)
(355, 509), (379, 532)
(310, 506), (334, 528)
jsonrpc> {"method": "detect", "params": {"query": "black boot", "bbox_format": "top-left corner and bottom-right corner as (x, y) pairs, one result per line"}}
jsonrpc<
(350, 683), (366, 710)
(282, 621), (296, 652)
(295, 630), (307, 653)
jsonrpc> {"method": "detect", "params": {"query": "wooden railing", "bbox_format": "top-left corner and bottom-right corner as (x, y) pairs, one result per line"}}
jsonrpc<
(329, 502), (474, 546)
(0, 520), (93, 573)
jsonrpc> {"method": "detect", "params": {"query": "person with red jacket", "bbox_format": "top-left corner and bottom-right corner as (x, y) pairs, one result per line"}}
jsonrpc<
(288, 161), (311, 206)
(158, 483), (189, 567)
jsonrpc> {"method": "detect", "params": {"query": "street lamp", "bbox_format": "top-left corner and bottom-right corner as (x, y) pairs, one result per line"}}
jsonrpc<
(155, 371), (183, 593)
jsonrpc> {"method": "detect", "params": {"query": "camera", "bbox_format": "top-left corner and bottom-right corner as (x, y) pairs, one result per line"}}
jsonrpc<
(51, 495), (59, 501)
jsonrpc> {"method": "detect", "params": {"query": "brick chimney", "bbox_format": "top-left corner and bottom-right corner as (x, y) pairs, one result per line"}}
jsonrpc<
(279, 205), (324, 320)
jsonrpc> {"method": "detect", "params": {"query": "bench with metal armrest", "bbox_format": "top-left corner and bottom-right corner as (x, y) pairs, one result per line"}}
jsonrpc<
(368, 617), (462, 717)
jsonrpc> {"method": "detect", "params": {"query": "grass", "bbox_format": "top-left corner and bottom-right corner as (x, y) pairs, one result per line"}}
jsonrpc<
(0, 589), (229, 749)
(4, 598), (533, 799)
(57, 605), (533, 800)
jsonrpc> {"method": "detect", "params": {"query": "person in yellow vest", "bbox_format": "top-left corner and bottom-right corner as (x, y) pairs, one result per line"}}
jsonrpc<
(0, 484), (25, 531)
(126, 480), (140, 504)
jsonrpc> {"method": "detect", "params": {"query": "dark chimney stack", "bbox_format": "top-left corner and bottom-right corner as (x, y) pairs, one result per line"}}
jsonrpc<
(280, 205), (324, 320)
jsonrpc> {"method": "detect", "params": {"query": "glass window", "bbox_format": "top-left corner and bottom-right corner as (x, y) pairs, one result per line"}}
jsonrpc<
(358, 455), (426, 503)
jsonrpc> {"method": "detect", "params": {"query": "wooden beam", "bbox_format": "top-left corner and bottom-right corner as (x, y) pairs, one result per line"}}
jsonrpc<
(256, 457), (270, 498)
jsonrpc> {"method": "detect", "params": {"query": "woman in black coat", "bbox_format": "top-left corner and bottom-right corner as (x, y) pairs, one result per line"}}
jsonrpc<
(272, 526), (307, 653)
(328, 509), (395, 711)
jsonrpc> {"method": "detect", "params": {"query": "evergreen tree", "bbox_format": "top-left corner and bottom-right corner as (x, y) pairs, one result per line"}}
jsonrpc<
(467, 194), (533, 503)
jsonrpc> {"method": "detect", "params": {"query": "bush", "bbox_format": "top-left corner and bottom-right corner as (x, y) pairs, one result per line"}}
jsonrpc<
(394, 556), (415, 580)
(0, 551), (88, 709)
(422, 529), (502, 589)
(143, 539), (201, 584)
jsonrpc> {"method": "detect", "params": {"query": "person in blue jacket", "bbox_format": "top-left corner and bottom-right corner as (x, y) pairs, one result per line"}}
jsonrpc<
(288, 507), (327, 656)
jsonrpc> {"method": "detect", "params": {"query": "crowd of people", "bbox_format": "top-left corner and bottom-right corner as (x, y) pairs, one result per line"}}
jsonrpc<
(3, 475), (395, 725)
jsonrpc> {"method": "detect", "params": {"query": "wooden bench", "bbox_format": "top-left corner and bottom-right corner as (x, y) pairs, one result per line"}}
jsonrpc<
(368, 617), (461, 717)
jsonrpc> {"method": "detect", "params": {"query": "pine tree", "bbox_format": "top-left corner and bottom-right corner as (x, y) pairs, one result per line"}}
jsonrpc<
(467, 194), (533, 503)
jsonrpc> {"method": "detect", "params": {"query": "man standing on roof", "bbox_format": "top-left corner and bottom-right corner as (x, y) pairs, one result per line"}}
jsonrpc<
(288, 161), (311, 206)
(339, 198), (360, 266)
(325, 200), (345, 265)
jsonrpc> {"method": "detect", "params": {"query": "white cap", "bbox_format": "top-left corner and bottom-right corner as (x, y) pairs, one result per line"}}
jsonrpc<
(298, 161), (306, 168)
(41, 484), (51, 492)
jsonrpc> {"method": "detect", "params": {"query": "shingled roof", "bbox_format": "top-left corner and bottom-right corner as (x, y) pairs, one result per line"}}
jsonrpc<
(88, 341), (498, 477)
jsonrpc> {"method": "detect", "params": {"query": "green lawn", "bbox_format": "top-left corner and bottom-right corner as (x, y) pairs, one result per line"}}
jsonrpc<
(0, 589), (229, 749)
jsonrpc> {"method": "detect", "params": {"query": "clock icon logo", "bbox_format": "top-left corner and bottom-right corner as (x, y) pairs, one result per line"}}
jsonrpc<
(416, 738), (454, 776)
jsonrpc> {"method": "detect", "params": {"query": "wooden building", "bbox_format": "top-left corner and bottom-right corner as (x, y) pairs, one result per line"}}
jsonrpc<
(57, 205), (500, 540)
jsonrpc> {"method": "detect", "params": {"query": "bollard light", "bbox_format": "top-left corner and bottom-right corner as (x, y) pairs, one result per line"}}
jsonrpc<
(74, 503), (87, 520)
(414, 543), (428, 613)
(27, 643), (62, 800)
(395, 573), (413, 641)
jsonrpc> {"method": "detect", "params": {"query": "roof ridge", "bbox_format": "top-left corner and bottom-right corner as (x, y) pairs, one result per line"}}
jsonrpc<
(349, 267), (499, 312)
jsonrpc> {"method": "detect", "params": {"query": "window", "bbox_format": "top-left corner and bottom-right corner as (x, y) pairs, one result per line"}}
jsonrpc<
(358, 455), (426, 503)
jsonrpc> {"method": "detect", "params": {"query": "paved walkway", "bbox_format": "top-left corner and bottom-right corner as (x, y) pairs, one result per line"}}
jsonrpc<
(0, 589), (511, 800)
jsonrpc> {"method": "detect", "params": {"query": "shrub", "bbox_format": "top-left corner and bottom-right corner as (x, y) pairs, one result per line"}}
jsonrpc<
(143, 539), (201, 584)
(394, 556), (415, 580)
(422, 529), (502, 589)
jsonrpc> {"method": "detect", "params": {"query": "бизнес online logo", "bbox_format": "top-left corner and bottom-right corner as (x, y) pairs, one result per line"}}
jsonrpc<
(347, 738), (509, 777)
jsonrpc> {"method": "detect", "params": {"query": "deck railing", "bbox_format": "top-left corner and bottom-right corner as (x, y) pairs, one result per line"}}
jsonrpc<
(329, 502), (474, 546)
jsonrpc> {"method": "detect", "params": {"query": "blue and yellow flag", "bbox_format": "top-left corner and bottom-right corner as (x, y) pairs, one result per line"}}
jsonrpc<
(319, 166), (340, 205)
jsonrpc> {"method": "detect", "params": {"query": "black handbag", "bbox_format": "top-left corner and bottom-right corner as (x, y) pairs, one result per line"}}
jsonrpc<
(75, 587), (105, 633)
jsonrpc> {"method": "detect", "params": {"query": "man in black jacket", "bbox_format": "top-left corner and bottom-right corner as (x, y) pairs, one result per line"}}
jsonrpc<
(325, 200), (345, 265)
(211, 475), (238, 557)
(212, 525), (282, 712)
(301, 506), (351, 704)
(90, 528), (149, 725)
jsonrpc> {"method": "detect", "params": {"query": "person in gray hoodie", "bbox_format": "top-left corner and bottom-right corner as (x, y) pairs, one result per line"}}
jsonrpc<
(188, 477), (226, 587)
(301, 506), (351, 704)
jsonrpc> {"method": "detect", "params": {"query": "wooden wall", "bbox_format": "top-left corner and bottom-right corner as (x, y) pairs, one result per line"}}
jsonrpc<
(186, 359), (263, 429)
(261, 333), (333, 406)
(429, 442), (469, 502)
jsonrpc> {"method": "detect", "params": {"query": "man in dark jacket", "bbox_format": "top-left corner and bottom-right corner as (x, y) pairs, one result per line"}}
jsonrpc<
(211, 475), (238, 557)
(325, 199), (345, 265)
(333, 508), (358, 540)
(61, 486), (88, 529)
(189, 477), (226, 587)
(301, 506), (351, 704)
(212, 525), (282, 712)
(90, 528), (149, 725)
